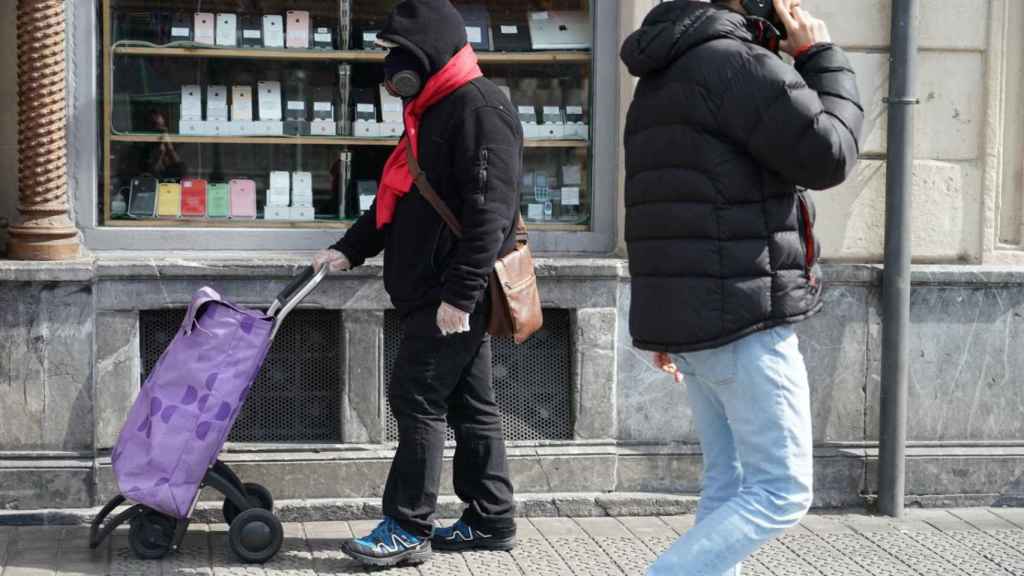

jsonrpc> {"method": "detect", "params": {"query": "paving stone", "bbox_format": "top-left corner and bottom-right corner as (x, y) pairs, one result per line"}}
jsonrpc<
(530, 518), (623, 576)
(938, 529), (1024, 575)
(908, 509), (978, 532)
(902, 528), (1009, 576)
(861, 529), (973, 576)
(813, 531), (920, 575)
(302, 522), (365, 575)
(799, 513), (859, 535)
(749, 538), (821, 576)
(991, 508), (1024, 529)
(950, 508), (1021, 531)
(574, 518), (654, 576)
(657, 515), (694, 535)
(508, 520), (572, 576)
(617, 517), (679, 555)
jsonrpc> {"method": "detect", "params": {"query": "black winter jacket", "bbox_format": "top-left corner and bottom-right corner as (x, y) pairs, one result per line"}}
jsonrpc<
(333, 0), (522, 317)
(621, 1), (863, 353)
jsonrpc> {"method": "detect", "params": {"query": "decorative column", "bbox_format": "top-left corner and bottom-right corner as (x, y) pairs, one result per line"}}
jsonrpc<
(7, 0), (80, 260)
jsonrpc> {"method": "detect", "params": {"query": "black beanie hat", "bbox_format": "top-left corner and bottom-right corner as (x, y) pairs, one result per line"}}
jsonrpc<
(379, 0), (468, 77)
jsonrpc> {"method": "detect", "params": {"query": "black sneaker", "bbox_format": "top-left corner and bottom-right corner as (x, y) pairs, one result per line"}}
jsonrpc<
(341, 517), (432, 567)
(432, 519), (517, 552)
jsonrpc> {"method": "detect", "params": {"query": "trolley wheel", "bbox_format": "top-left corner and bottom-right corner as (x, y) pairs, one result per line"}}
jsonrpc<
(223, 482), (275, 525)
(129, 510), (177, 560)
(228, 508), (283, 564)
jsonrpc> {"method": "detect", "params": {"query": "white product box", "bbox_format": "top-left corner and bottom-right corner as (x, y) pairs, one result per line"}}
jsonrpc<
(522, 123), (543, 139)
(310, 120), (337, 136)
(292, 172), (313, 207)
(381, 122), (404, 138)
(206, 85), (229, 121)
(540, 123), (566, 139)
(290, 206), (315, 221)
(194, 13), (215, 45)
(266, 189), (290, 208)
(231, 86), (254, 122)
(354, 120), (382, 138)
(561, 186), (581, 206)
(263, 15), (285, 48)
(181, 85), (203, 120)
(256, 121), (284, 136)
(264, 205), (291, 220)
(179, 120), (203, 135)
(285, 10), (311, 49)
(269, 171), (290, 193)
(379, 86), (404, 124)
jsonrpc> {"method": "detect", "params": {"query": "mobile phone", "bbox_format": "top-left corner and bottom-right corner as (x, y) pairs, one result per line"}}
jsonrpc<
(263, 15), (285, 48)
(215, 13), (238, 47)
(193, 12), (215, 45)
(286, 11), (311, 49)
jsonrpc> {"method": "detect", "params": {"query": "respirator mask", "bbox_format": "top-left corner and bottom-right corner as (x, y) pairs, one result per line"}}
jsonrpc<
(384, 47), (426, 99)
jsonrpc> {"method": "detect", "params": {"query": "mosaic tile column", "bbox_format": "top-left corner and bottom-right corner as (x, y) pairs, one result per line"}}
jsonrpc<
(7, 0), (80, 260)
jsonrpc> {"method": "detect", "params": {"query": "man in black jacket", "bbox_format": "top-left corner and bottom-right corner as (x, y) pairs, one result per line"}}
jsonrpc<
(621, 0), (862, 573)
(313, 0), (521, 567)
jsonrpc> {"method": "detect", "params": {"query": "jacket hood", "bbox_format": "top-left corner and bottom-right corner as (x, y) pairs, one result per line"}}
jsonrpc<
(621, 1), (752, 78)
(380, 0), (468, 78)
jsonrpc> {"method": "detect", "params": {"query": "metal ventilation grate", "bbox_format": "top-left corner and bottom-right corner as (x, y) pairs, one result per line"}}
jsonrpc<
(383, 310), (574, 442)
(140, 309), (343, 443)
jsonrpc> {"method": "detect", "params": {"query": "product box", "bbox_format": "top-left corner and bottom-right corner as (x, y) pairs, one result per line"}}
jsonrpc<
(170, 13), (192, 42)
(194, 12), (215, 45)
(257, 81), (283, 121)
(312, 87), (335, 121)
(379, 85), (404, 137)
(240, 15), (263, 47)
(264, 205), (291, 220)
(292, 171), (313, 207)
(313, 25), (334, 50)
(290, 206), (316, 221)
(231, 85), (254, 122)
(518, 104), (541, 139)
(354, 120), (382, 138)
(540, 106), (565, 139)
(181, 85), (203, 120)
(356, 180), (377, 214)
(565, 105), (588, 139)
(263, 15), (285, 48)
(207, 85), (229, 121)
(310, 120), (337, 136)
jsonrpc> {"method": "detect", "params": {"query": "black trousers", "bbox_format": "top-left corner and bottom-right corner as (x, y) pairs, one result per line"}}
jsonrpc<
(383, 303), (516, 538)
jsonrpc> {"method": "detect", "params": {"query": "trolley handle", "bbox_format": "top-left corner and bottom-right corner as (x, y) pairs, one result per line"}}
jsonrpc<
(275, 266), (317, 308)
(268, 265), (328, 340)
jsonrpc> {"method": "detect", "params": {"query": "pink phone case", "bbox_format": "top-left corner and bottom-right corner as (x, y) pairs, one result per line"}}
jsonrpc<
(286, 11), (310, 49)
(229, 179), (257, 219)
(194, 13), (215, 45)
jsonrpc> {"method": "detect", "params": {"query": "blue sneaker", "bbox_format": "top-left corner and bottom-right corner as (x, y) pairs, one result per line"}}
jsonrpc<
(432, 519), (517, 551)
(341, 517), (432, 567)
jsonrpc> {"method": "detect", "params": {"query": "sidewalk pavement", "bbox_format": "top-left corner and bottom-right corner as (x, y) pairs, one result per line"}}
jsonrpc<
(4, 509), (1024, 575)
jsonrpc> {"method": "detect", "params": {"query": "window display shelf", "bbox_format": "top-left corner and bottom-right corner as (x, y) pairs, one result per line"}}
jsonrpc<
(113, 45), (592, 64)
(110, 133), (590, 148)
(105, 218), (587, 232)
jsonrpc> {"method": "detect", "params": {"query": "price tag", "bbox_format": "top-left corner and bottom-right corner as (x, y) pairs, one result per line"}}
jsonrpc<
(382, 102), (402, 113)
(363, 32), (377, 44)
(313, 102), (333, 112)
(357, 103), (376, 113)
(359, 194), (374, 211)
(567, 106), (584, 115)
(243, 30), (261, 39)
(527, 203), (545, 221)
(314, 32), (331, 42)
(561, 187), (580, 206)
(500, 25), (519, 35)
(171, 27), (190, 38)
(532, 11), (550, 20)
(287, 101), (306, 111)
(466, 26), (483, 44)
(518, 105), (537, 122)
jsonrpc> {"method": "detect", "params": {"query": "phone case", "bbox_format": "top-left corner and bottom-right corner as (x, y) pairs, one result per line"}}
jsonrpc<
(263, 15), (285, 48)
(216, 13), (238, 47)
(240, 14), (263, 47)
(180, 178), (208, 217)
(286, 11), (311, 49)
(128, 176), (158, 218)
(229, 179), (258, 219)
(206, 183), (230, 218)
(193, 12), (215, 45)
(170, 13), (192, 42)
(157, 182), (182, 218)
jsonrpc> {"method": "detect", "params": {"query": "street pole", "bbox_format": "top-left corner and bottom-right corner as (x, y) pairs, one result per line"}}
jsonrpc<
(879, 0), (920, 518)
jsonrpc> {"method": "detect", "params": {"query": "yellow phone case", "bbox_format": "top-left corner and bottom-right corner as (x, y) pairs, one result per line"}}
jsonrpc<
(157, 182), (182, 218)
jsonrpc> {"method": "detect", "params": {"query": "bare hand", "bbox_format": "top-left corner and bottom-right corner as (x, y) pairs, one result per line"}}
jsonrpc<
(653, 352), (684, 384)
(774, 1), (831, 57)
(312, 248), (351, 273)
(437, 302), (471, 336)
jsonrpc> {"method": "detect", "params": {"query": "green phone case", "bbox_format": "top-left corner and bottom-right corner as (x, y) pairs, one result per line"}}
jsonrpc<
(207, 183), (230, 218)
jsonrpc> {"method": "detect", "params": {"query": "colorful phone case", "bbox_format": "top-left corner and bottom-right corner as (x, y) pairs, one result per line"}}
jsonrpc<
(181, 178), (208, 217)
(157, 182), (182, 218)
(207, 183), (230, 218)
(229, 179), (257, 219)
(128, 176), (158, 218)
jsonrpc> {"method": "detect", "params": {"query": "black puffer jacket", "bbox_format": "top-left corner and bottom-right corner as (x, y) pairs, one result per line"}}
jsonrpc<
(621, 1), (863, 353)
(333, 0), (522, 317)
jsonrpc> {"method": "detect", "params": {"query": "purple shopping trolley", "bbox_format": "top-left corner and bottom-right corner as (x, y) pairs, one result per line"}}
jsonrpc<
(90, 266), (327, 564)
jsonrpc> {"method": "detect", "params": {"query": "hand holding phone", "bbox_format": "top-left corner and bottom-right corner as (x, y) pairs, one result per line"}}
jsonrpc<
(773, 0), (831, 57)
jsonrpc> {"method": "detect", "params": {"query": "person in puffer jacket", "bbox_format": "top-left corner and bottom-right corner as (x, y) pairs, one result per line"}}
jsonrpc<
(621, 0), (863, 574)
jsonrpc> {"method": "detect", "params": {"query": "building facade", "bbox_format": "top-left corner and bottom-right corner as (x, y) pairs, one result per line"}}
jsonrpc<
(0, 0), (1023, 515)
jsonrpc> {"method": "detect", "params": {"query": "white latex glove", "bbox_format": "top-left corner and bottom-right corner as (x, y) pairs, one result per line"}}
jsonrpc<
(437, 302), (471, 336)
(312, 248), (351, 273)
(652, 352), (684, 384)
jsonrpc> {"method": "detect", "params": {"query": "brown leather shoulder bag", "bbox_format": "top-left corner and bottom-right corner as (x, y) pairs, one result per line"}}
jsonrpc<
(406, 147), (542, 343)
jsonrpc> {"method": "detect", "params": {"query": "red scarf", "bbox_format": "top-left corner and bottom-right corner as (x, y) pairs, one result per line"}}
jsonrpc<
(376, 44), (483, 229)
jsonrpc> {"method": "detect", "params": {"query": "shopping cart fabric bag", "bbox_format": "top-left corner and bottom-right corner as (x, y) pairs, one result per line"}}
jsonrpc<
(111, 286), (273, 519)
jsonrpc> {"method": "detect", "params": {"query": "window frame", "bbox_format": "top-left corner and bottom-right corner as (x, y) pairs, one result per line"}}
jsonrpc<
(69, 1), (620, 254)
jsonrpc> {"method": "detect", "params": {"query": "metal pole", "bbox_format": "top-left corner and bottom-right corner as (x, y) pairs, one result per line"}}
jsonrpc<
(879, 0), (920, 518)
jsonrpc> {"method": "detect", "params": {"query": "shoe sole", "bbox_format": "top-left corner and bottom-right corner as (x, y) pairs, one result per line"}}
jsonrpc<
(432, 536), (517, 552)
(342, 542), (432, 567)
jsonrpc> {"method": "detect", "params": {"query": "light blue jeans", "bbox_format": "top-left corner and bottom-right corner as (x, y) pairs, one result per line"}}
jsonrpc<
(647, 326), (814, 576)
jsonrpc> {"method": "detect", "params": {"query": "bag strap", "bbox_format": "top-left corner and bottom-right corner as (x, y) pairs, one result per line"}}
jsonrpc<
(405, 146), (528, 244)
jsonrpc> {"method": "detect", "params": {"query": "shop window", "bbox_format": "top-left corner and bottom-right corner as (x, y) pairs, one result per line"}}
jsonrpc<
(101, 1), (595, 234)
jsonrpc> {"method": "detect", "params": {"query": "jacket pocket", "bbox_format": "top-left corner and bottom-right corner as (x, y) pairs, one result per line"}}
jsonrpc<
(796, 192), (819, 288)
